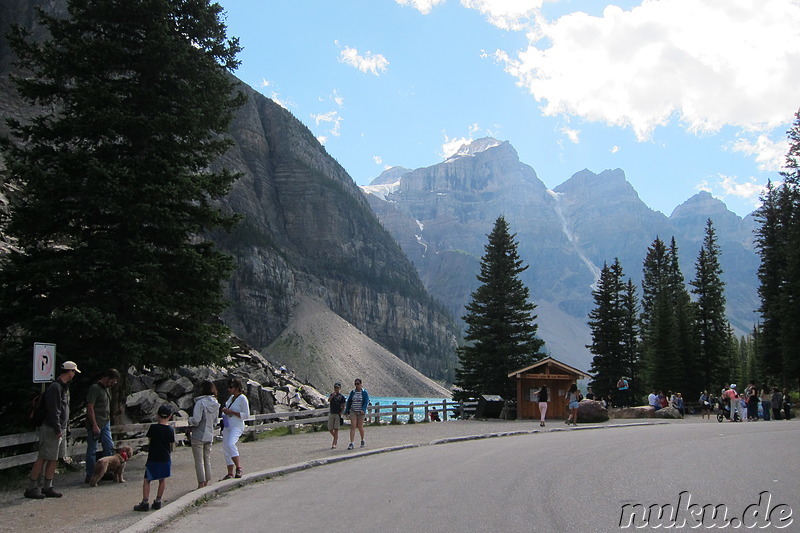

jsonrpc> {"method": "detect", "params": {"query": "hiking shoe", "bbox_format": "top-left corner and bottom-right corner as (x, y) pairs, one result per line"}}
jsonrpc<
(151, 500), (162, 510)
(24, 488), (45, 500)
(134, 502), (150, 512)
(360, 440), (365, 448)
(41, 487), (62, 498)
(347, 443), (354, 450)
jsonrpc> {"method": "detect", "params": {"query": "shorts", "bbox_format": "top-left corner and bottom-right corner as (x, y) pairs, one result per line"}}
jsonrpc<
(144, 461), (172, 481)
(327, 413), (342, 430)
(349, 411), (365, 423)
(37, 425), (66, 461)
(569, 401), (580, 410)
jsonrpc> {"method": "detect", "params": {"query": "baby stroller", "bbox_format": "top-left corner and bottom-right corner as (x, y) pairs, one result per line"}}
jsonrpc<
(716, 397), (741, 422)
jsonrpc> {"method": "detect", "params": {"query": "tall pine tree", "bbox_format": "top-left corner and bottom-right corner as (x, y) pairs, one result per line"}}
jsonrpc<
(0, 0), (245, 403)
(454, 216), (545, 400)
(640, 237), (694, 395)
(588, 258), (640, 402)
(690, 219), (729, 392)
(754, 109), (800, 388)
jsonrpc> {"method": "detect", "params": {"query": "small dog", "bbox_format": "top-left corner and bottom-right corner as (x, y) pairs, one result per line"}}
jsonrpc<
(89, 446), (133, 487)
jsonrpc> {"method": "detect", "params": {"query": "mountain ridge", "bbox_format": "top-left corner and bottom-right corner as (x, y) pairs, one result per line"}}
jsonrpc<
(363, 137), (760, 371)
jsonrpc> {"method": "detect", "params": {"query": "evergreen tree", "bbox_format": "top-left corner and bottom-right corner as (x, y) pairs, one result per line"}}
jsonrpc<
(621, 279), (643, 402)
(0, 0), (245, 402)
(667, 237), (697, 396)
(454, 216), (545, 400)
(753, 181), (787, 382)
(754, 110), (800, 388)
(588, 259), (640, 401)
(640, 237), (683, 394)
(690, 219), (728, 392)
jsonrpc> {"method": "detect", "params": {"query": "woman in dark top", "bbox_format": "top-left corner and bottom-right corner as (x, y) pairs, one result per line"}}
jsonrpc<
(747, 387), (759, 420)
(537, 386), (548, 427)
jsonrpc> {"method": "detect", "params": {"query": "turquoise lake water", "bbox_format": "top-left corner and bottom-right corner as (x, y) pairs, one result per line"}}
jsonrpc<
(370, 396), (452, 422)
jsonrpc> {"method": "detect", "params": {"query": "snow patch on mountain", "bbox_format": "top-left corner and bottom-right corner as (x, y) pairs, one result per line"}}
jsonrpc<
(361, 180), (401, 201)
(547, 189), (602, 288)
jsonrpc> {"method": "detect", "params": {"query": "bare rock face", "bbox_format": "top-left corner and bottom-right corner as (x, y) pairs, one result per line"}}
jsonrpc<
(577, 400), (609, 423)
(0, 0), (459, 387)
(363, 138), (760, 372)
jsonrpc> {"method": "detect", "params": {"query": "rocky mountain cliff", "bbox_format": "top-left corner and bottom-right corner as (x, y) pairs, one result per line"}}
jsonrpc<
(363, 138), (760, 371)
(0, 0), (458, 392)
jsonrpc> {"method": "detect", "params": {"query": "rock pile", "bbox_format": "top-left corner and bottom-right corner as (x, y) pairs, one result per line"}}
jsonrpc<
(123, 337), (328, 424)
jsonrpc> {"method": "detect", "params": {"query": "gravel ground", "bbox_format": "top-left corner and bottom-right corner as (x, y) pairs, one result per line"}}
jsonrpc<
(0, 417), (675, 533)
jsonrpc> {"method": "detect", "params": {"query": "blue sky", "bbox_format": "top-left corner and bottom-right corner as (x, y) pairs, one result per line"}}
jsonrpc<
(218, 0), (800, 218)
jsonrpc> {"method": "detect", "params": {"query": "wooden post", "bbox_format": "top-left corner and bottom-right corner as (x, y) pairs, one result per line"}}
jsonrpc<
(423, 401), (429, 422)
(391, 402), (398, 424)
(442, 399), (448, 421)
(408, 402), (415, 424)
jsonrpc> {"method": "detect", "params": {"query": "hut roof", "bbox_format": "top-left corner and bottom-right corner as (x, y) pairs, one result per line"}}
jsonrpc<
(507, 357), (592, 379)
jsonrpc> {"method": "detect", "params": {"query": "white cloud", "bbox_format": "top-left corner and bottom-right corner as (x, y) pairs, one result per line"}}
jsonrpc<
(461, 0), (544, 30)
(333, 89), (344, 107)
(441, 134), (472, 159)
(374, 155), (384, 165)
(494, 0), (800, 140)
(561, 126), (580, 144)
(717, 174), (765, 202)
(395, 0), (445, 15)
(731, 134), (789, 172)
(699, 174), (765, 205)
(610, 145), (620, 154)
(317, 135), (328, 145)
(339, 46), (389, 76)
(311, 110), (342, 137)
(260, 78), (271, 88)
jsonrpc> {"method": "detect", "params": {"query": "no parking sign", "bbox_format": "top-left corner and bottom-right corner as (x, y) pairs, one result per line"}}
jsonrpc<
(33, 343), (56, 383)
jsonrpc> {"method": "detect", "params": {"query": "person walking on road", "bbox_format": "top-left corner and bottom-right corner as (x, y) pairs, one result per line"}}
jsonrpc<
(25, 361), (80, 499)
(537, 386), (548, 427)
(84, 368), (120, 484)
(188, 380), (219, 489)
(220, 378), (250, 480)
(134, 404), (176, 511)
(345, 378), (369, 450)
(327, 382), (346, 449)
(724, 384), (741, 422)
(565, 384), (581, 426)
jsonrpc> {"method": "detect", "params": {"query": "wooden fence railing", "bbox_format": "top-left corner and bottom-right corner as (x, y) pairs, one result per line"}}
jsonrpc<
(0, 399), (476, 471)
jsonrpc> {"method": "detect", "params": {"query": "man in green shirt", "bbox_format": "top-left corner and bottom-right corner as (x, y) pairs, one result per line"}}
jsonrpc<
(84, 368), (120, 483)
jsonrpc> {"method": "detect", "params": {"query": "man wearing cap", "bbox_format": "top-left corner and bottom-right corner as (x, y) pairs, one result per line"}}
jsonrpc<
(327, 383), (346, 449)
(24, 360), (80, 499)
(724, 384), (741, 422)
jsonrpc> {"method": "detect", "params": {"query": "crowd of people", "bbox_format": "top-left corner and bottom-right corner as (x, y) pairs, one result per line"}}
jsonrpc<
(699, 382), (794, 422)
(24, 364), (370, 512)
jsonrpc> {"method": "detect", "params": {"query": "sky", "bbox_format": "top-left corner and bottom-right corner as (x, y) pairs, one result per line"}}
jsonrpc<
(217, 0), (800, 218)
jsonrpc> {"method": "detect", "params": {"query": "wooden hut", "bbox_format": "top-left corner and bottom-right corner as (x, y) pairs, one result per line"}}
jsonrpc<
(508, 357), (591, 420)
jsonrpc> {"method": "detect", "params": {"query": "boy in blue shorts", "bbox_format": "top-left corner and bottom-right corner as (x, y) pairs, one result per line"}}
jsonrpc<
(134, 404), (175, 511)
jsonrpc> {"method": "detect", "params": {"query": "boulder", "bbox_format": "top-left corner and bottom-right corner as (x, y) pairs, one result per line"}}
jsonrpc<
(609, 405), (656, 419)
(655, 406), (682, 419)
(176, 395), (195, 412)
(155, 377), (193, 399)
(577, 400), (609, 423)
(126, 390), (161, 419)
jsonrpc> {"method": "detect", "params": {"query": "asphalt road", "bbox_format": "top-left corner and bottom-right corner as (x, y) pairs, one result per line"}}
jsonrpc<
(161, 421), (798, 533)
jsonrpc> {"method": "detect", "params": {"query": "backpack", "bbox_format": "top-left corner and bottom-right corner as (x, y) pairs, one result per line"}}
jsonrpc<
(29, 392), (47, 427)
